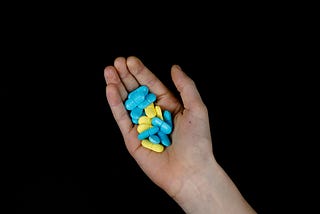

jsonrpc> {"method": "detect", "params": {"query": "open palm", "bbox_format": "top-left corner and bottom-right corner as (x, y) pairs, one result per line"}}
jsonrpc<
(104, 56), (213, 197)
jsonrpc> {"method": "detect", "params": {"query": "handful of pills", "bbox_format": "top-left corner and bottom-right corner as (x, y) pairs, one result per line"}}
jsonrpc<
(124, 85), (173, 152)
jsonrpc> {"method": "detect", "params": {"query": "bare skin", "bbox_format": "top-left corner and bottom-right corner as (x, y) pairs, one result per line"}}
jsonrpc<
(104, 56), (257, 213)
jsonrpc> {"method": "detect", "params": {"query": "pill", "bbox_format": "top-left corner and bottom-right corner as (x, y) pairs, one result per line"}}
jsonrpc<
(149, 134), (161, 144)
(163, 110), (173, 127)
(155, 105), (163, 120)
(145, 103), (157, 118)
(123, 85), (174, 153)
(138, 116), (152, 125)
(138, 126), (159, 140)
(125, 86), (149, 110)
(141, 139), (164, 153)
(132, 117), (139, 124)
(151, 117), (172, 134)
(130, 106), (144, 121)
(124, 94), (146, 111)
(137, 124), (152, 133)
(128, 85), (149, 100)
(158, 131), (171, 147)
(137, 93), (157, 109)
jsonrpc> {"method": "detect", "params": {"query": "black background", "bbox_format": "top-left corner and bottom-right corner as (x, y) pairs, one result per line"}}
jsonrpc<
(2, 3), (311, 214)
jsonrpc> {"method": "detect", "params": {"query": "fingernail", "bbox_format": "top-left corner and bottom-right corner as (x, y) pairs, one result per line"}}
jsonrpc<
(174, 65), (182, 71)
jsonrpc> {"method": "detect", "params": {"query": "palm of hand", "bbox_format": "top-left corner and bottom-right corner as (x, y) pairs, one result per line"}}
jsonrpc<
(105, 56), (212, 196)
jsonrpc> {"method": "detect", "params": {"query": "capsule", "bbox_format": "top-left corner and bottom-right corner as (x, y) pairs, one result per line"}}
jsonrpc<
(124, 85), (174, 152)
(137, 124), (152, 133)
(145, 103), (157, 118)
(151, 117), (172, 134)
(141, 139), (164, 153)
(125, 86), (149, 110)
(132, 117), (139, 124)
(163, 110), (173, 127)
(128, 85), (149, 99)
(138, 116), (152, 125)
(130, 106), (143, 121)
(158, 131), (171, 147)
(149, 134), (161, 144)
(155, 105), (163, 120)
(138, 93), (156, 109)
(138, 126), (159, 140)
(124, 94), (146, 111)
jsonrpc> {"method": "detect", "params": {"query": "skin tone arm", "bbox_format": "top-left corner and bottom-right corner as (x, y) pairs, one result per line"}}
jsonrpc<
(104, 56), (257, 214)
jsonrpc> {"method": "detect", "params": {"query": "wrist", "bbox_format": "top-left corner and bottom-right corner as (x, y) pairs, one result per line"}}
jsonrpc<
(172, 159), (256, 214)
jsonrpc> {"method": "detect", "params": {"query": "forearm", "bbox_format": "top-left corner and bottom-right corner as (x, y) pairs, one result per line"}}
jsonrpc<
(172, 161), (257, 214)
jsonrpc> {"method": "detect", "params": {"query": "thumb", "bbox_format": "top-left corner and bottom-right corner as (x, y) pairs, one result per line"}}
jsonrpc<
(171, 65), (205, 112)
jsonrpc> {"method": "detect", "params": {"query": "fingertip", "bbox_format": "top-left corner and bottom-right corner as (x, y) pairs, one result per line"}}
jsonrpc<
(126, 55), (141, 67)
(171, 64), (204, 111)
(171, 64), (188, 88)
(127, 55), (139, 61)
(104, 66), (115, 83)
(172, 64), (182, 71)
(171, 64), (184, 77)
(114, 56), (126, 68)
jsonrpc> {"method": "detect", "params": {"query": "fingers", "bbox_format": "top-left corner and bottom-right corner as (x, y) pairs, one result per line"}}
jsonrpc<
(114, 57), (140, 92)
(104, 56), (187, 137)
(171, 65), (205, 112)
(126, 56), (170, 98)
(104, 66), (128, 101)
(104, 64), (135, 138)
(106, 85), (133, 136)
(106, 56), (171, 97)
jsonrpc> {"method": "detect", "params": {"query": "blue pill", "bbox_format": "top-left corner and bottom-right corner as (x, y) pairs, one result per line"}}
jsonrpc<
(138, 126), (159, 140)
(137, 93), (157, 109)
(157, 131), (171, 147)
(130, 106), (144, 121)
(163, 110), (173, 128)
(151, 117), (172, 134)
(149, 134), (161, 144)
(125, 93), (146, 111)
(128, 85), (149, 99)
(132, 117), (139, 124)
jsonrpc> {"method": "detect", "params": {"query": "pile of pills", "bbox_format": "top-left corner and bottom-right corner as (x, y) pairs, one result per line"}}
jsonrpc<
(124, 85), (173, 153)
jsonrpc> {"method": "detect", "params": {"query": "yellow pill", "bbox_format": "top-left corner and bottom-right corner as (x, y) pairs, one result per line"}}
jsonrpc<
(155, 105), (163, 120)
(141, 139), (164, 153)
(137, 124), (152, 133)
(144, 103), (157, 118)
(138, 116), (152, 125)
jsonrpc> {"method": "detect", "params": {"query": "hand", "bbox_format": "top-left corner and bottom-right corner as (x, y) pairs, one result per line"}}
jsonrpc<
(104, 56), (256, 214)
